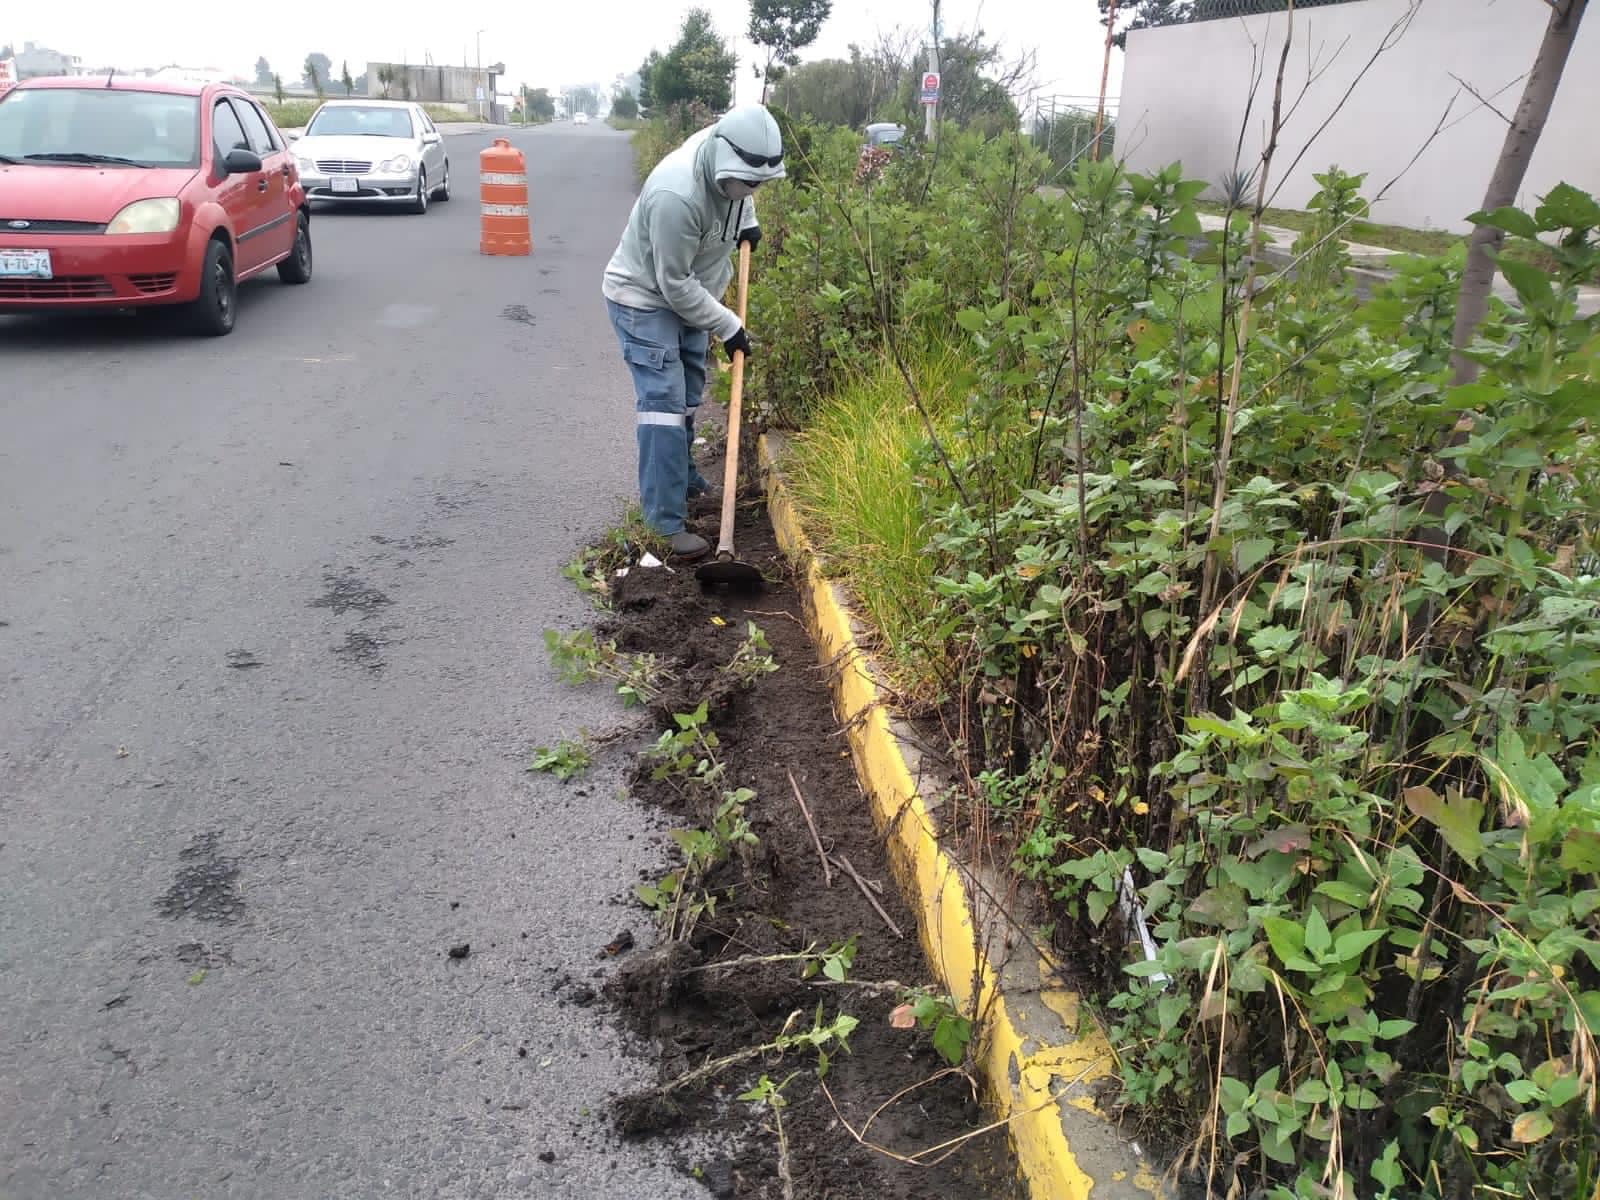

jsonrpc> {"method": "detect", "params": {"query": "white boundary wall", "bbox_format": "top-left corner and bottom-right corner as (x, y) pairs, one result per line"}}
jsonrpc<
(1116, 0), (1600, 232)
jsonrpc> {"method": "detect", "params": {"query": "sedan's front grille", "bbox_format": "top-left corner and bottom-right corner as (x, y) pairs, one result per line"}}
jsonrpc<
(316, 160), (372, 174)
(0, 217), (105, 234)
(129, 272), (179, 295)
(0, 275), (115, 299)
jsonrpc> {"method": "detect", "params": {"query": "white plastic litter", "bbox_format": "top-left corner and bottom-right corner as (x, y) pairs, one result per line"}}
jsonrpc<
(638, 552), (665, 569)
(1119, 867), (1169, 988)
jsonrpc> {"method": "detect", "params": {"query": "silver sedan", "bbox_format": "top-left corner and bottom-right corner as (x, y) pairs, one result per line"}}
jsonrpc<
(291, 100), (450, 214)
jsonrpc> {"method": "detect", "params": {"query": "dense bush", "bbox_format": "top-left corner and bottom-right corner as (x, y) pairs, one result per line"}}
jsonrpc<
(754, 122), (1600, 1198)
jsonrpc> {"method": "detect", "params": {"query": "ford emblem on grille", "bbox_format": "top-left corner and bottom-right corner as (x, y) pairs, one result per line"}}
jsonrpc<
(6, 220), (29, 229)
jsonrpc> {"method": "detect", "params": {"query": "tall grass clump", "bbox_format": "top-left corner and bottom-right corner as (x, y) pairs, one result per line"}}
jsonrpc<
(786, 353), (962, 697)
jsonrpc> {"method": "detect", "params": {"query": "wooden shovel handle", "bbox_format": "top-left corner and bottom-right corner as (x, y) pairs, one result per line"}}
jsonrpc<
(716, 241), (752, 558)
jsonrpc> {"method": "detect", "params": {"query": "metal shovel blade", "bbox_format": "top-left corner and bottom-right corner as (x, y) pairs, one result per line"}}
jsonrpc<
(696, 553), (764, 589)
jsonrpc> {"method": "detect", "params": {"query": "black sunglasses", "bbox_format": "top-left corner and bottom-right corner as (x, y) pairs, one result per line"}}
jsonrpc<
(717, 133), (783, 169)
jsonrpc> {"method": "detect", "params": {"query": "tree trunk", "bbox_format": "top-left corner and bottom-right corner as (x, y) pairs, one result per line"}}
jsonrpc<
(1449, 0), (1589, 386)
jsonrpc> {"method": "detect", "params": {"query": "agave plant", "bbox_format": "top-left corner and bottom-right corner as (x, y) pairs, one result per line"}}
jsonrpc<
(1217, 164), (1258, 212)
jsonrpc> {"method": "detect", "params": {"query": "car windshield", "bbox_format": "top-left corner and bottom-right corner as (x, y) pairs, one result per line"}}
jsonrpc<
(0, 87), (201, 168)
(306, 106), (414, 138)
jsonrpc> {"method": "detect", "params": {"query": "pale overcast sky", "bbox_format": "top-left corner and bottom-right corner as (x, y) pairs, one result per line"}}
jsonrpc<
(5, 0), (1124, 111)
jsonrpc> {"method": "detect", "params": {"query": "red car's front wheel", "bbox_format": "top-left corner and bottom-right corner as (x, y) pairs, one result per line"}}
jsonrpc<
(189, 238), (236, 337)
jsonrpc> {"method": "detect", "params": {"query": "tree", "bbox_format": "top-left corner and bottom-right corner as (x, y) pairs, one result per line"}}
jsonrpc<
(612, 88), (639, 120)
(302, 51), (332, 94)
(340, 60), (354, 96)
(748, 0), (833, 102)
(638, 51), (662, 113)
(523, 87), (555, 123)
(273, 73), (285, 106)
(641, 9), (738, 115)
(776, 33), (920, 130)
(1450, 0), (1590, 385)
(904, 33), (1024, 136)
(569, 85), (602, 117)
(254, 57), (273, 87)
(376, 64), (395, 99)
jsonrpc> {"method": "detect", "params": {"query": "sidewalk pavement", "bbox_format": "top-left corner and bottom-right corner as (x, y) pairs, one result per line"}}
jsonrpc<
(1195, 211), (1600, 317)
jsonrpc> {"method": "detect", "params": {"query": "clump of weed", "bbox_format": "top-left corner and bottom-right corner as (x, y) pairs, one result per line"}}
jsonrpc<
(544, 628), (670, 708)
(528, 736), (592, 782)
(720, 621), (779, 687)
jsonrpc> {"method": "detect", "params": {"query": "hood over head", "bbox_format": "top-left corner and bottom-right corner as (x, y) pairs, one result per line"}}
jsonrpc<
(701, 104), (786, 197)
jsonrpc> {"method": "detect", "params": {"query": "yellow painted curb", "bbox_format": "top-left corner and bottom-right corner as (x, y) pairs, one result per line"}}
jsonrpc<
(759, 433), (1162, 1200)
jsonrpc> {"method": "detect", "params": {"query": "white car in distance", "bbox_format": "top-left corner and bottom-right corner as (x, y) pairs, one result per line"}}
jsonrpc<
(292, 100), (450, 214)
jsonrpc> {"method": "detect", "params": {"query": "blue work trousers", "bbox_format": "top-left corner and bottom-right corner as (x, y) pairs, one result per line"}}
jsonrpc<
(606, 299), (712, 535)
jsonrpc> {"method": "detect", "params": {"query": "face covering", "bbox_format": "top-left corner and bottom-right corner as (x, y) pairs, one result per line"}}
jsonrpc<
(720, 178), (760, 201)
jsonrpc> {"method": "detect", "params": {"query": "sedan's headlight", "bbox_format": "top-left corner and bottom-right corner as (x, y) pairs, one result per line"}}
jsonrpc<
(107, 197), (181, 235)
(379, 154), (412, 173)
(295, 156), (314, 173)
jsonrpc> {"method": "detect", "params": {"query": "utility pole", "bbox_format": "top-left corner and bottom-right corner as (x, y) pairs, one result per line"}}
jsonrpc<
(1092, 0), (1117, 161)
(924, 0), (941, 143)
(475, 29), (485, 120)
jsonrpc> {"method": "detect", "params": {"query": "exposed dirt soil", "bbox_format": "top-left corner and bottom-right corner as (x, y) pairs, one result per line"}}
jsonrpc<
(585, 439), (1024, 1200)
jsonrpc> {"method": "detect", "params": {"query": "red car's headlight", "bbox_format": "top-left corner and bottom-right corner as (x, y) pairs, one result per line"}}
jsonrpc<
(107, 198), (181, 235)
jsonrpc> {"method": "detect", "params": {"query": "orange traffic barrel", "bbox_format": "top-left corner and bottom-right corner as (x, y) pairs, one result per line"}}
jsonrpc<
(480, 138), (531, 256)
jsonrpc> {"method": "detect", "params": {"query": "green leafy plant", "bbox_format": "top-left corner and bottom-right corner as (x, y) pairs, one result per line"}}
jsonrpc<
(754, 127), (1600, 1197)
(721, 621), (780, 686)
(738, 1071), (801, 1199)
(544, 628), (669, 707)
(528, 737), (592, 782)
(893, 989), (973, 1068)
(802, 936), (859, 984)
(645, 701), (725, 800)
(561, 509), (665, 605)
(635, 787), (759, 940)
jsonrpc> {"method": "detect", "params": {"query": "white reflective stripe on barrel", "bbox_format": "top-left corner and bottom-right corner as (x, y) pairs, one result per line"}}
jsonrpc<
(481, 172), (527, 185)
(481, 203), (530, 217)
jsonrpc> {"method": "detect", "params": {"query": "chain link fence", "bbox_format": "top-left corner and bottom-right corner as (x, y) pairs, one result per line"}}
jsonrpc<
(1029, 96), (1117, 175)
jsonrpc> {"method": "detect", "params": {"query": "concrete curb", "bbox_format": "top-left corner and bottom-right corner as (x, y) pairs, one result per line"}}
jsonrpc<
(758, 433), (1163, 1200)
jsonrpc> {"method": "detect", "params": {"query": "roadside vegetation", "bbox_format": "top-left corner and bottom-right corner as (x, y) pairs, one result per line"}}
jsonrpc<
(744, 107), (1600, 1199)
(262, 100), (484, 130)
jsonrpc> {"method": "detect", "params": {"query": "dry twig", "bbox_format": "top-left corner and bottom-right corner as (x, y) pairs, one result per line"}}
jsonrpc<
(787, 769), (833, 887)
(832, 854), (904, 939)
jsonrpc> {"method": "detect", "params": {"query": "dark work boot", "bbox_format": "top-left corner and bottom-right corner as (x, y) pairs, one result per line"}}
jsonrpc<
(666, 531), (710, 561)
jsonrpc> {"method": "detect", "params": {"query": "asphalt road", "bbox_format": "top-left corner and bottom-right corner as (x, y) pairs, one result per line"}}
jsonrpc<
(0, 125), (704, 1199)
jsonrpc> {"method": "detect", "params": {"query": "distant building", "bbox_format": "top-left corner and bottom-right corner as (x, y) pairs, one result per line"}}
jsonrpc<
(15, 41), (82, 79)
(365, 61), (500, 116)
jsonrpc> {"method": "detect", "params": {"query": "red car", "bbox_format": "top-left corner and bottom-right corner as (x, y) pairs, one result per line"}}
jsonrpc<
(0, 77), (311, 335)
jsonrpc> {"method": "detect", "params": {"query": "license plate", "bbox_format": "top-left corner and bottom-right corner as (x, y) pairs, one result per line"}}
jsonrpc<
(0, 249), (52, 278)
(331, 177), (359, 194)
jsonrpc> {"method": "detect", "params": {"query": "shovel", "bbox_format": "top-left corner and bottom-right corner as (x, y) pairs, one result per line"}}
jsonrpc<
(696, 240), (763, 590)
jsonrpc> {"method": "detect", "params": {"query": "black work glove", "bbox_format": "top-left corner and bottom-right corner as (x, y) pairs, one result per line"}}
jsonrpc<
(738, 226), (761, 252)
(723, 327), (752, 361)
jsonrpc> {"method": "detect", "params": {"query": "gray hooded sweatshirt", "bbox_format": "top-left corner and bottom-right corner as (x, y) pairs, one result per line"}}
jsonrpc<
(602, 104), (787, 342)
